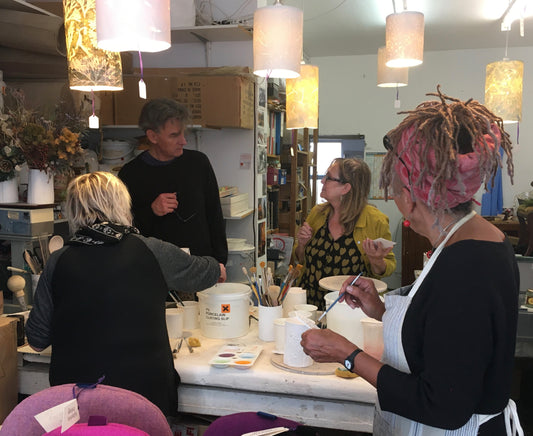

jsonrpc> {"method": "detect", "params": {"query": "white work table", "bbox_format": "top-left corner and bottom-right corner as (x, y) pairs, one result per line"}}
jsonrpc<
(17, 322), (377, 433)
(174, 321), (376, 432)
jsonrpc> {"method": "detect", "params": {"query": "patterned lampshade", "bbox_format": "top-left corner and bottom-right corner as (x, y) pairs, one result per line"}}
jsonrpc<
(96, 0), (171, 53)
(485, 59), (523, 124)
(253, 2), (303, 79)
(377, 46), (408, 87)
(286, 64), (319, 130)
(386, 11), (424, 68)
(64, 0), (123, 91)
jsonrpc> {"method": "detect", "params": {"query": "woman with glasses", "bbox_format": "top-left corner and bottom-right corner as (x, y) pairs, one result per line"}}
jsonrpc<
(301, 88), (522, 435)
(294, 157), (396, 309)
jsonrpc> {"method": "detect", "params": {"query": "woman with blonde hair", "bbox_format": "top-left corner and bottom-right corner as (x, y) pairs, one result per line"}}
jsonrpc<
(294, 157), (396, 309)
(27, 172), (225, 416)
(302, 88), (522, 435)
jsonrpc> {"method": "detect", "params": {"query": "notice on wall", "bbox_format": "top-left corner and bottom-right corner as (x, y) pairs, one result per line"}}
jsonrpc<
(365, 152), (386, 199)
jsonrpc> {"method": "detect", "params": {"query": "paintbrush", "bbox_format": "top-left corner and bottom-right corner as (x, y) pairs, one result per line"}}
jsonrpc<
(316, 272), (363, 325)
(243, 266), (262, 305)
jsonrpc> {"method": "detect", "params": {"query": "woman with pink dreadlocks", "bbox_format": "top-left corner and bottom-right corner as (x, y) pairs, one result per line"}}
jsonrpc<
(301, 87), (523, 435)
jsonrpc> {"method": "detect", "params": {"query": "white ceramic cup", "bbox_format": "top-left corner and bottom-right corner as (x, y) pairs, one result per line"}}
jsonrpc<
(273, 318), (287, 354)
(288, 310), (312, 320)
(258, 304), (283, 342)
(283, 318), (313, 368)
(181, 301), (199, 330)
(282, 287), (307, 318)
(165, 308), (184, 339)
(361, 318), (384, 360)
(294, 303), (318, 321)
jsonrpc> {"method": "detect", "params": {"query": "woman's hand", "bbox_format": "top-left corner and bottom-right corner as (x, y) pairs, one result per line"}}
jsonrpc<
(297, 222), (313, 247)
(301, 328), (356, 363)
(362, 238), (393, 275)
(295, 222), (313, 262)
(340, 276), (385, 321)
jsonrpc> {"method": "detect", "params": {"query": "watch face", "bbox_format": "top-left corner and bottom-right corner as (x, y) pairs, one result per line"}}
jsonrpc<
(344, 359), (353, 370)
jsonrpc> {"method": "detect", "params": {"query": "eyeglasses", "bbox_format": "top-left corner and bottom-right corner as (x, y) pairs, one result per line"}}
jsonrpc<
(324, 174), (345, 184)
(174, 209), (197, 223)
(383, 135), (411, 179)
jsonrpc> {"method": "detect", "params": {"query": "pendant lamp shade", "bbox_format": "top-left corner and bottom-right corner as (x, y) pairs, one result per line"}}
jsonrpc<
(64, 0), (123, 91)
(377, 46), (408, 87)
(253, 2), (303, 78)
(286, 64), (319, 130)
(96, 0), (171, 53)
(386, 11), (424, 68)
(485, 59), (523, 124)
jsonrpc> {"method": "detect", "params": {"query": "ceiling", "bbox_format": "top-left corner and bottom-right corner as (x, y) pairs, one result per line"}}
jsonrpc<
(3, 0), (533, 59)
(282, 0), (533, 58)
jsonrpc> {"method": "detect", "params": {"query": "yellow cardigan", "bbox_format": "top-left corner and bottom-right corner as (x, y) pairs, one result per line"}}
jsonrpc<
(294, 204), (397, 279)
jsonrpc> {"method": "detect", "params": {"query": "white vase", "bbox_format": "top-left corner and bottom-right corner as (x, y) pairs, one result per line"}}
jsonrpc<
(0, 177), (19, 203)
(27, 169), (54, 205)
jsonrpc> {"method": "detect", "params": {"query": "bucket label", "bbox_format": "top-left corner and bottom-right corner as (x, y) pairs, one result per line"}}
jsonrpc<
(204, 306), (230, 322)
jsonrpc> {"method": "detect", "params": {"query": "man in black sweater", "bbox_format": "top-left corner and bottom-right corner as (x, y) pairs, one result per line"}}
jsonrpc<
(119, 98), (228, 264)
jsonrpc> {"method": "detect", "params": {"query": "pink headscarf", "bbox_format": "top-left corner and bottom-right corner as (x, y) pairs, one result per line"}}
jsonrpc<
(395, 123), (500, 210)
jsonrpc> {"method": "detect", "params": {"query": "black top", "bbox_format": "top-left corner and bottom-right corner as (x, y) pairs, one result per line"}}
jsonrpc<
(26, 231), (221, 416)
(119, 150), (228, 264)
(377, 239), (519, 431)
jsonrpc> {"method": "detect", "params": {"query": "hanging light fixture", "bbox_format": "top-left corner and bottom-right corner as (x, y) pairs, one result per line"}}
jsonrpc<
(377, 46), (408, 87)
(286, 64), (319, 130)
(253, 0), (303, 79)
(64, 0), (123, 92)
(63, 0), (123, 128)
(385, 10), (424, 68)
(485, 58), (523, 124)
(96, 0), (171, 53)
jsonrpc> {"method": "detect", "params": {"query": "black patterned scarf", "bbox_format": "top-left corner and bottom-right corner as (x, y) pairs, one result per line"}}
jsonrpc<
(68, 222), (140, 246)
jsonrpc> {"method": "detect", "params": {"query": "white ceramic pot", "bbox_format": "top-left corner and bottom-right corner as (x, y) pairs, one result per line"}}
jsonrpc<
(27, 169), (54, 204)
(0, 177), (19, 203)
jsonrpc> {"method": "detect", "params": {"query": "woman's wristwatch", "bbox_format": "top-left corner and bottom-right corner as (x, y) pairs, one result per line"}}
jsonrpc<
(344, 348), (363, 372)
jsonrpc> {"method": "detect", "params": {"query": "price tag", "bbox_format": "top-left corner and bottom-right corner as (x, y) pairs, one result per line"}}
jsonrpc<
(394, 99), (401, 109)
(139, 79), (147, 99)
(34, 398), (79, 433)
(89, 115), (99, 129)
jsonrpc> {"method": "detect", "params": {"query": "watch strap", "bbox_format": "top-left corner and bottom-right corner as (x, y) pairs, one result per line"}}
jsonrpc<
(344, 348), (363, 372)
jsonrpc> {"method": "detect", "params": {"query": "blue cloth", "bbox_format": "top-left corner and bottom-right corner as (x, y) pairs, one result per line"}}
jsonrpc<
(481, 147), (503, 216)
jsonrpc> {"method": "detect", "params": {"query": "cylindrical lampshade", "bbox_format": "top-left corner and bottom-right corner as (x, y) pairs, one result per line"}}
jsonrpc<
(377, 46), (408, 87)
(96, 0), (170, 53)
(286, 64), (319, 130)
(253, 2), (303, 78)
(63, 0), (123, 91)
(485, 59), (523, 124)
(386, 11), (424, 68)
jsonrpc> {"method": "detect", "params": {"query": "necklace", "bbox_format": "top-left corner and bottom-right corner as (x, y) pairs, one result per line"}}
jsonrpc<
(432, 217), (460, 248)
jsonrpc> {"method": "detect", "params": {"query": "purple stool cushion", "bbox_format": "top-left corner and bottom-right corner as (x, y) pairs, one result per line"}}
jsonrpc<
(44, 423), (149, 436)
(204, 412), (300, 436)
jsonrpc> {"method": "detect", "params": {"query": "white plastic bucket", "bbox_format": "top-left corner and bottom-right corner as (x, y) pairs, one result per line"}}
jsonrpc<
(101, 140), (135, 165)
(197, 282), (252, 339)
(324, 291), (366, 346)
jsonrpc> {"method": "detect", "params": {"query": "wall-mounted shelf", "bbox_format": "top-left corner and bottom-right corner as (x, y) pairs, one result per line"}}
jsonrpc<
(171, 24), (253, 44)
(224, 209), (254, 220)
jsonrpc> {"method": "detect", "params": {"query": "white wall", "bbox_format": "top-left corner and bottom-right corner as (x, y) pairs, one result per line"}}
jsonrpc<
(311, 46), (533, 288)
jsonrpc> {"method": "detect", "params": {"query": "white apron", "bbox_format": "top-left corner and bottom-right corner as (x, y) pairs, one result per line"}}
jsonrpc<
(373, 211), (523, 436)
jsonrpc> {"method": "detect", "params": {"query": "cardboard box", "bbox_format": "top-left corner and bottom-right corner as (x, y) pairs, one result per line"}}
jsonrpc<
(0, 317), (18, 424)
(111, 67), (255, 129)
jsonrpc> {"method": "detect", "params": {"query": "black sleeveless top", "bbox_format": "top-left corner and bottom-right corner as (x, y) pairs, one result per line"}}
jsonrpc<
(49, 234), (179, 416)
(299, 220), (368, 309)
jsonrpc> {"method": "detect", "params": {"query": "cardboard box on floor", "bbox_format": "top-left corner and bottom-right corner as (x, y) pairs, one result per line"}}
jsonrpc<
(111, 67), (255, 129)
(0, 317), (18, 424)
